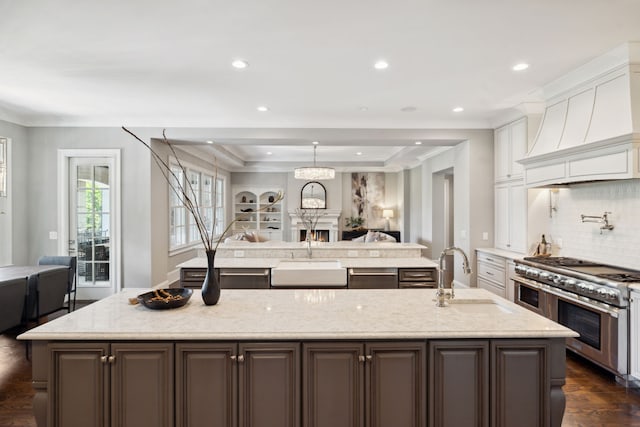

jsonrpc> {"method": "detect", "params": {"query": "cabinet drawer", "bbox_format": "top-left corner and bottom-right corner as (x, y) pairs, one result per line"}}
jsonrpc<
(477, 261), (505, 285)
(399, 281), (436, 289)
(477, 277), (505, 298)
(399, 268), (436, 282)
(182, 268), (207, 281)
(476, 252), (506, 269)
(348, 268), (398, 289)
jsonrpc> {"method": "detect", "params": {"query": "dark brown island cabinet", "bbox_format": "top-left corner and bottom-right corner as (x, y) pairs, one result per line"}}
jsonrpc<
(31, 337), (566, 427)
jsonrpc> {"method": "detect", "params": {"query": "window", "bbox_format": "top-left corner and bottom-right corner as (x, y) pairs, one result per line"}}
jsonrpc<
(169, 160), (225, 251)
(0, 138), (6, 197)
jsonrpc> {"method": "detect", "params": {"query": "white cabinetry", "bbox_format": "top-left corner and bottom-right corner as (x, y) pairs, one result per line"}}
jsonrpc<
(631, 290), (640, 381)
(233, 187), (283, 241)
(494, 181), (526, 253)
(475, 251), (506, 298)
(495, 117), (527, 182)
(494, 116), (532, 254)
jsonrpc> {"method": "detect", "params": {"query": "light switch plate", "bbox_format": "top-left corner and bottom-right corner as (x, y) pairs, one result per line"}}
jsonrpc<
(49, 231), (58, 240)
(482, 232), (489, 241)
(369, 250), (380, 257)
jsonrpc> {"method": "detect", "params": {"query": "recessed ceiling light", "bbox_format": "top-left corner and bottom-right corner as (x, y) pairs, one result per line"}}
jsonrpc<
(401, 106), (417, 112)
(415, 141), (422, 145)
(452, 106), (464, 113)
(206, 140), (214, 144)
(356, 152), (362, 156)
(312, 141), (319, 145)
(374, 60), (389, 70)
(266, 151), (272, 155)
(358, 106), (369, 112)
(257, 106), (269, 112)
(232, 59), (248, 69)
(512, 63), (529, 71)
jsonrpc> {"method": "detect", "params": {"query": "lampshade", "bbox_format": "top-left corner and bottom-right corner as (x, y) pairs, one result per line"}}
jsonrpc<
(294, 144), (335, 180)
(382, 209), (394, 219)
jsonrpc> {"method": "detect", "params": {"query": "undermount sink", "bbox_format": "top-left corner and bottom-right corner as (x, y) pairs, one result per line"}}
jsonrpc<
(445, 298), (513, 314)
(271, 260), (347, 287)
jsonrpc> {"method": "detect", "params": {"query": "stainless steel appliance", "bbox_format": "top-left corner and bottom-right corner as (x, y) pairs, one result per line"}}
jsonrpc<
(513, 256), (636, 384)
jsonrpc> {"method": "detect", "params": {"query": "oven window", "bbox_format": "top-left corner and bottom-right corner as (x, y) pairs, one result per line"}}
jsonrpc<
(558, 300), (601, 350)
(519, 285), (539, 308)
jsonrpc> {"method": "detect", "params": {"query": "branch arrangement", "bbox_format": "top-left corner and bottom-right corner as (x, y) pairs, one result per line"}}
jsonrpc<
(123, 127), (283, 252)
(295, 208), (327, 238)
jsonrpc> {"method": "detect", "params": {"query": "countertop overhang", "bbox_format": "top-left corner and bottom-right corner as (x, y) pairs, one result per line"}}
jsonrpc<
(19, 288), (576, 341)
(179, 257), (438, 269)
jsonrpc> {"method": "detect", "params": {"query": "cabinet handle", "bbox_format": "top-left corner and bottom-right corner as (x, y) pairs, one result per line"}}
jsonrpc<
(486, 258), (495, 262)
(230, 355), (237, 361)
(237, 354), (245, 363)
(100, 355), (108, 363)
(108, 355), (115, 364)
(365, 355), (372, 361)
(486, 271), (494, 276)
(358, 355), (365, 363)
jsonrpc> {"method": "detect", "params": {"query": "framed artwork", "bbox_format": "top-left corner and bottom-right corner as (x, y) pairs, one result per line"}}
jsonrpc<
(351, 172), (384, 225)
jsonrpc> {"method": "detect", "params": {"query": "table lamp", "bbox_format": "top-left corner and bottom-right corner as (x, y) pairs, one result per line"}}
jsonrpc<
(382, 209), (394, 231)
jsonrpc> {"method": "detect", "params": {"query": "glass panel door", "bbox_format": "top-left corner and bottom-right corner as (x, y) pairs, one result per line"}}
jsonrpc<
(70, 158), (113, 297)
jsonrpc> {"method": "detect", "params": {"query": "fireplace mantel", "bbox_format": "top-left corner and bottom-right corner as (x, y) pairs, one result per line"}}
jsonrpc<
(288, 209), (342, 242)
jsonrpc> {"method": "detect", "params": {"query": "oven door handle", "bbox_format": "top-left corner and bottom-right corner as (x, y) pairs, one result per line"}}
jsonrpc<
(544, 286), (621, 318)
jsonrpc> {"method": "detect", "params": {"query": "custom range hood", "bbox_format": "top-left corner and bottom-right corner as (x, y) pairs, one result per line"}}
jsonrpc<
(519, 42), (640, 187)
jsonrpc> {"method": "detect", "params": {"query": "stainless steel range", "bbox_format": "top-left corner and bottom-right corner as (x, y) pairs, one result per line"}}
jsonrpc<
(513, 256), (637, 384)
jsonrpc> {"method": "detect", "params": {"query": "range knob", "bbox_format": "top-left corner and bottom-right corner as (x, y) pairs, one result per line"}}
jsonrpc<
(539, 272), (551, 280)
(552, 274), (563, 284)
(564, 279), (577, 290)
(527, 269), (539, 278)
(515, 265), (527, 274)
(577, 282), (595, 293)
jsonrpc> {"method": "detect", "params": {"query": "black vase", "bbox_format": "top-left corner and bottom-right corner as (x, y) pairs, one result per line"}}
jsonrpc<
(201, 250), (221, 305)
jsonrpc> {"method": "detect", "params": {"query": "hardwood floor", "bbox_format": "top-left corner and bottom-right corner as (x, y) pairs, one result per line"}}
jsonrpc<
(1, 330), (639, 426)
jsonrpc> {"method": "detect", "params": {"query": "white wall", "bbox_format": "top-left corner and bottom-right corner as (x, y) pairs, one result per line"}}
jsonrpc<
(546, 179), (640, 269)
(0, 119), (28, 265)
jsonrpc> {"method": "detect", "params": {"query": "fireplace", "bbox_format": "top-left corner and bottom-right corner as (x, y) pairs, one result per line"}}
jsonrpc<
(299, 229), (330, 242)
(289, 209), (342, 243)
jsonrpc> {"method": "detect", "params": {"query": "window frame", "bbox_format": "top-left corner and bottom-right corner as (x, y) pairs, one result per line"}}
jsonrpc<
(168, 158), (225, 253)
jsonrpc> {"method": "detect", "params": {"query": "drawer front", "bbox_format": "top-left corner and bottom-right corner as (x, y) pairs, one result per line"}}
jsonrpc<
(181, 268), (207, 281)
(348, 268), (398, 289)
(477, 277), (505, 298)
(476, 252), (506, 269)
(399, 268), (436, 282)
(219, 268), (270, 289)
(399, 281), (436, 289)
(476, 261), (505, 285)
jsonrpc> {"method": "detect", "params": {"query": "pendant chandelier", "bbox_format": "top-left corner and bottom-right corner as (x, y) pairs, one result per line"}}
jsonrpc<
(294, 144), (335, 180)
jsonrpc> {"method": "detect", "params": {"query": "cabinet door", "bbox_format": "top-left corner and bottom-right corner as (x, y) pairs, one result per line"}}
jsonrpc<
(110, 343), (174, 427)
(239, 342), (300, 427)
(505, 261), (516, 302)
(303, 342), (365, 427)
(494, 125), (511, 181)
(508, 182), (527, 253)
(366, 342), (426, 427)
(48, 343), (110, 427)
(175, 343), (237, 427)
(494, 185), (510, 250)
(491, 340), (550, 427)
(509, 118), (528, 179)
(631, 292), (640, 380)
(428, 341), (489, 427)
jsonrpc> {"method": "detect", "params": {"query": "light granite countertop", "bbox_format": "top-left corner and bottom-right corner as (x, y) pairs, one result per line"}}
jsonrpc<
(179, 257), (438, 269)
(475, 247), (526, 260)
(19, 288), (576, 341)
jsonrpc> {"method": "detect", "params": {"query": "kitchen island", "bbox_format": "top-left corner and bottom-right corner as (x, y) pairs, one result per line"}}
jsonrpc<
(19, 288), (576, 427)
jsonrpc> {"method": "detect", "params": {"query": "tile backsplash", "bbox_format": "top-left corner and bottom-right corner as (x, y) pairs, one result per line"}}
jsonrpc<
(549, 179), (640, 269)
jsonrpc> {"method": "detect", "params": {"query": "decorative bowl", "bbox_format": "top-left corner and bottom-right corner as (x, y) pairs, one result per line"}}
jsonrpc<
(137, 288), (193, 310)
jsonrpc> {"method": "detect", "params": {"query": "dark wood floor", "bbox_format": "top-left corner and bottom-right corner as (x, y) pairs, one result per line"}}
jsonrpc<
(1, 330), (640, 426)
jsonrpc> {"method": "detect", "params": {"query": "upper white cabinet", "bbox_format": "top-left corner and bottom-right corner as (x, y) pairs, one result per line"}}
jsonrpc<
(495, 117), (528, 182)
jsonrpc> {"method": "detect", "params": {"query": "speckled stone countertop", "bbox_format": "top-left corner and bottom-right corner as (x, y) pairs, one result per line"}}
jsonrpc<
(179, 257), (438, 269)
(19, 288), (576, 341)
(475, 247), (526, 260)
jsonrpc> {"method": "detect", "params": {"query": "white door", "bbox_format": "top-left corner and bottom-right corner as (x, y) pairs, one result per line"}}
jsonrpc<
(65, 153), (120, 300)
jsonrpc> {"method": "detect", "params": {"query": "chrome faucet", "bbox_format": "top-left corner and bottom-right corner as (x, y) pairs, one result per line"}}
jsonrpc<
(436, 246), (472, 307)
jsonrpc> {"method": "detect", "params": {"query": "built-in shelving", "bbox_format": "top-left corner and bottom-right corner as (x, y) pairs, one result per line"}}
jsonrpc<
(232, 187), (283, 241)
